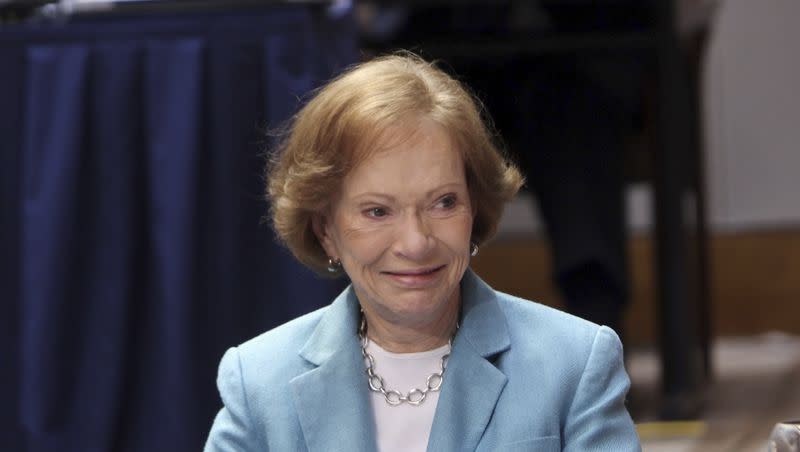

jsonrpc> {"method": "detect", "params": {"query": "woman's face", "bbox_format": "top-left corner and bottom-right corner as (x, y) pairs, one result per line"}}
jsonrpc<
(316, 120), (474, 329)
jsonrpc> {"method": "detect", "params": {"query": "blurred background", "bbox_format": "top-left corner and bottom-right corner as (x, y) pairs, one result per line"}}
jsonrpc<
(1, 0), (798, 451)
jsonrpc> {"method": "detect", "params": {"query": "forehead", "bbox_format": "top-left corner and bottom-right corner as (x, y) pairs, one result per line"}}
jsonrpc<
(351, 116), (457, 164)
(341, 120), (465, 194)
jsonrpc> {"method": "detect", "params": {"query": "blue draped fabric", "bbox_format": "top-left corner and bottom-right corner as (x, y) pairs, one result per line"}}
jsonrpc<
(0, 7), (355, 451)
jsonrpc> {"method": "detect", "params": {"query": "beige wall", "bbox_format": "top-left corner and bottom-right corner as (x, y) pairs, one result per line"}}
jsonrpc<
(704, 0), (800, 230)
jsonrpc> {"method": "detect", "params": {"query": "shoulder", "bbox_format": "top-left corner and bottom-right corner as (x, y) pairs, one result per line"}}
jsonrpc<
(212, 306), (330, 431)
(461, 269), (620, 358)
(485, 290), (631, 434)
(207, 307), (331, 450)
(490, 289), (624, 391)
(232, 306), (328, 379)
(214, 305), (330, 408)
(495, 290), (616, 351)
(488, 293), (637, 448)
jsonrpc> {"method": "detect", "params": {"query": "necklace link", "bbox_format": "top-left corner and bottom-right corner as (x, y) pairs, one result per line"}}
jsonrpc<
(358, 315), (457, 406)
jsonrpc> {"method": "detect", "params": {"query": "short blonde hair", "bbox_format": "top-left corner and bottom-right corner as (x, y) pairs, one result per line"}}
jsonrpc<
(267, 53), (524, 275)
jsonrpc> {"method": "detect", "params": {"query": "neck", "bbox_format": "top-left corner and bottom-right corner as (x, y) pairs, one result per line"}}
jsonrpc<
(359, 292), (460, 354)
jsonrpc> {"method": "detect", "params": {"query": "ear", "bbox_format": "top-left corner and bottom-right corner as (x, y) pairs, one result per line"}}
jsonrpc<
(311, 212), (337, 258)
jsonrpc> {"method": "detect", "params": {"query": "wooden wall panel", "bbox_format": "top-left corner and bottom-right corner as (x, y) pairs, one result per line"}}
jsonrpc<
(471, 230), (800, 346)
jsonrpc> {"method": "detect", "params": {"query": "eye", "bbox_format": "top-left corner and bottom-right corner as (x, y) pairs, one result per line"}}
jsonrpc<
(365, 207), (388, 218)
(435, 194), (457, 210)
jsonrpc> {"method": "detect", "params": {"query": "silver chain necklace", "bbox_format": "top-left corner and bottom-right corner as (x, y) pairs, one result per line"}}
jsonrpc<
(358, 315), (457, 406)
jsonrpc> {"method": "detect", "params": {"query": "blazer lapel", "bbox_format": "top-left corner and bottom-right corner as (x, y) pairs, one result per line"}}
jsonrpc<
(426, 270), (511, 452)
(290, 287), (377, 452)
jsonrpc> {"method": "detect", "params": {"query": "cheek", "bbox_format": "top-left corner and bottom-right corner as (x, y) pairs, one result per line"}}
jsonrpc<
(337, 225), (392, 266)
(441, 213), (474, 246)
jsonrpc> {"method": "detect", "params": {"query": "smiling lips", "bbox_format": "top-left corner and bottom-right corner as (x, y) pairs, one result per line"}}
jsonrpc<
(383, 265), (446, 287)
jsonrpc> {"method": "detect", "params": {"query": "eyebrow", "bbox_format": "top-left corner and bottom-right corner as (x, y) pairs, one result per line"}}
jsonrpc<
(350, 182), (465, 203)
(353, 192), (395, 203)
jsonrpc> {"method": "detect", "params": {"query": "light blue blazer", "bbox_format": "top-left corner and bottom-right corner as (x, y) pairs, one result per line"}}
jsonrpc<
(205, 270), (641, 451)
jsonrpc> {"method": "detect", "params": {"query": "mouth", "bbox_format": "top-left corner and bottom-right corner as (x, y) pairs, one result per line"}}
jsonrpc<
(383, 265), (446, 277)
(382, 265), (446, 287)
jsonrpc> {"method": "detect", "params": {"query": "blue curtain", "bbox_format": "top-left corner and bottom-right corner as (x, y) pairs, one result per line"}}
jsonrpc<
(0, 7), (355, 452)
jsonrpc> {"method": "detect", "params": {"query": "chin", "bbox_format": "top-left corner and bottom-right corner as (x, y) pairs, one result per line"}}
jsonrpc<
(387, 287), (455, 316)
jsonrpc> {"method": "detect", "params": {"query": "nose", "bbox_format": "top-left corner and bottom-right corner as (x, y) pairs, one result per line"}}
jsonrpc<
(393, 211), (434, 260)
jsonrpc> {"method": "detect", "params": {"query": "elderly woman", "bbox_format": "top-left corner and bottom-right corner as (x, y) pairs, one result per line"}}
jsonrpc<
(205, 54), (640, 451)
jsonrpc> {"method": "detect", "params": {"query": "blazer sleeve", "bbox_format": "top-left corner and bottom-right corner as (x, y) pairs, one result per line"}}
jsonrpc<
(563, 326), (641, 452)
(204, 347), (261, 452)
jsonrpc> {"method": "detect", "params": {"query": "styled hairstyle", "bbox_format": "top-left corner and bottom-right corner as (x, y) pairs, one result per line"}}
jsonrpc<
(267, 53), (524, 275)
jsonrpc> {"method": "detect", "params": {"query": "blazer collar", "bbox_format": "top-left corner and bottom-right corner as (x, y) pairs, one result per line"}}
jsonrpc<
(426, 269), (511, 451)
(291, 286), (376, 452)
(456, 268), (511, 358)
(291, 269), (511, 452)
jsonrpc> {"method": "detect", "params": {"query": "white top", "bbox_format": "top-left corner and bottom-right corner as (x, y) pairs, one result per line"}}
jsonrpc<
(365, 340), (451, 452)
